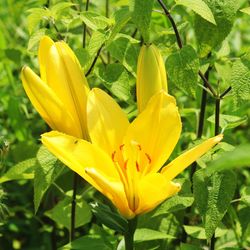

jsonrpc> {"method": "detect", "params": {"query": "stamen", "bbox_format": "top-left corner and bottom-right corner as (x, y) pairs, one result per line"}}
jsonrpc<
(74, 140), (78, 144)
(111, 151), (116, 162)
(119, 144), (125, 151)
(137, 144), (142, 151)
(124, 159), (128, 170)
(145, 153), (152, 164)
(136, 161), (140, 172)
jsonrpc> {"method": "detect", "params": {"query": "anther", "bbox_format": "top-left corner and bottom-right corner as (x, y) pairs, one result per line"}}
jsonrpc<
(119, 144), (125, 151)
(111, 151), (116, 161)
(145, 153), (152, 164)
(137, 144), (142, 151)
(74, 140), (78, 144)
(136, 161), (140, 172)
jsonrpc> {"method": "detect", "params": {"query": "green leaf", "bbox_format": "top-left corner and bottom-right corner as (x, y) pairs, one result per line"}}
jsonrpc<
(180, 243), (202, 250)
(205, 144), (250, 175)
(80, 11), (112, 31)
(46, 194), (92, 230)
(194, 0), (238, 57)
(50, 2), (75, 18)
(97, 63), (132, 102)
(59, 234), (114, 250)
(91, 202), (128, 233)
(130, 0), (154, 42)
(107, 35), (139, 76)
(134, 228), (174, 243)
(151, 178), (194, 217)
(230, 56), (250, 107)
(0, 158), (36, 183)
(193, 170), (236, 239)
(207, 114), (248, 131)
(166, 45), (199, 97)
(240, 7), (250, 15)
(34, 146), (65, 213)
(176, 0), (216, 25)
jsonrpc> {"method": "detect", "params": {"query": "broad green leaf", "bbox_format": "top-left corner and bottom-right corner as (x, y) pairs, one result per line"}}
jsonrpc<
(59, 235), (114, 250)
(96, 63), (132, 102)
(230, 57), (250, 107)
(151, 178), (194, 217)
(194, 0), (238, 57)
(107, 35), (140, 76)
(107, 7), (131, 44)
(180, 243), (202, 250)
(166, 45), (199, 97)
(193, 170), (236, 239)
(50, 2), (75, 18)
(91, 202), (128, 233)
(46, 194), (92, 230)
(134, 228), (175, 243)
(130, 0), (154, 42)
(240, 7), (250, 15)
(80, 11), (112, 31)
(205, 144), (250, 175)
(176, 0), (216, 25)
(0, 158), (36, 183)
(207, 114), (248, 131)
(34, 146), (65, 213)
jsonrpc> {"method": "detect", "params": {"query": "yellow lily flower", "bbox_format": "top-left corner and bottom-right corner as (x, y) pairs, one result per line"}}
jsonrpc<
(21, 36), (89, 139)
(137, 43), (168, 113)
(41, 88), (222, 219)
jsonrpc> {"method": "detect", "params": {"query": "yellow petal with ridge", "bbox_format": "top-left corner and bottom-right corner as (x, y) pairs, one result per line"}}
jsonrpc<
(161, 134), (223, 181)
(87, 88), (129, 155)
(135, 173), (180, 215)
(124, 91), (182, 174)
(21, 66), (79, 136)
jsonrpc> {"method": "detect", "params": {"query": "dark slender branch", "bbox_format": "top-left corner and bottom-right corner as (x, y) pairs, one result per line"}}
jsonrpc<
(220, 86), (232, 99)
(106, 0), (110, 64)
(53, 22), (63, 40)
(70, 173), (78, 241)
(157, 0), (183, 49)
(83, 0), (90, 48)
(215, 97), (220, 136)
(85, 45), (104, 76)
(124, 218), (137, 250)
(157, 0), (217, 97)
(131, 28), (138, 38)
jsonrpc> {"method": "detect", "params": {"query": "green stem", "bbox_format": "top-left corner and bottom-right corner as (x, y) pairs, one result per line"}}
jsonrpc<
(124, 217), (137, 250)
(70, 173), (78, 241)
(83, 0), (90, 48)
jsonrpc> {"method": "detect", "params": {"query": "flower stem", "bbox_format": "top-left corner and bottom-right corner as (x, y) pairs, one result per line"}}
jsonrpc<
(70, 173), (78, 241)
(83, 0), (90, 48)
(124, 217), (137, 250)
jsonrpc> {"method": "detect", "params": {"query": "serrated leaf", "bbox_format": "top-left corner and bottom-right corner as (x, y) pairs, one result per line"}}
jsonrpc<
(134, 228), (174, 243)
(176, 0), (216, 25)
(46, 194), (92, 230)
(107, 35), (139, 76)
(130, 0), (153, 42)
(166, 45), (199, 97)
(207, 114), (248, 130)
(0, 158), (36, 183)
(193, 170), (236, 239)
(80, 11), (112, 31)
(34, 146), (65, 213)
(230, 57), (250, 107)
(194, 0), (238, 57)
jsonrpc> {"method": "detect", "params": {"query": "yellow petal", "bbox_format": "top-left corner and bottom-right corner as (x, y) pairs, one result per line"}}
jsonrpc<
(161, 134), (223, 181)
(85, 168), (134, 219)
(38, 36), (54, 82)
(41, 131), (120, 182)
(87, 88), (129, 155)
(124, 91), (182, 174)
(45, 41), (90, 139)
(21, 66), (80, 136)
(135, 173), (180, 215)
(136, 44), (168, 113)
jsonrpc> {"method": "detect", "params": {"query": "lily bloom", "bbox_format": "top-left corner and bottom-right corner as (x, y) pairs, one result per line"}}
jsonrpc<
(41, 89), (222, 218)
(21, 36), (89, 139)
(137, 44), (168, 113)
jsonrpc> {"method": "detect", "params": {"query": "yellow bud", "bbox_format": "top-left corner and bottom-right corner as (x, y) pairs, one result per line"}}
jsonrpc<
(136, 44), (168, 113)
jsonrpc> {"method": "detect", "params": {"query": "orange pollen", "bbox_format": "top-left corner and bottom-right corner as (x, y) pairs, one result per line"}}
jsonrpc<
(119, 144), (125, 151)
(111, 151), (116, 162)
(124, 159), (128, 170)
(136, 161), (140, 172)
(145, 153), (152, 164)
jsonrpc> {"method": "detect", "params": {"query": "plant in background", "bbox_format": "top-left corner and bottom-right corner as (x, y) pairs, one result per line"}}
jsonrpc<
(41, 88), (222, 249)
(136, 43), (168, 113)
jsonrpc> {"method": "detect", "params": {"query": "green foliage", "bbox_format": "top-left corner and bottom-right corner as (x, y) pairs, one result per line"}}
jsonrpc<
(166, 45), (199, 97)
